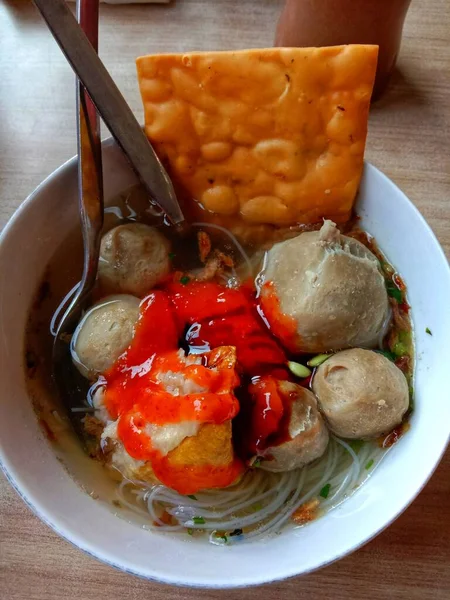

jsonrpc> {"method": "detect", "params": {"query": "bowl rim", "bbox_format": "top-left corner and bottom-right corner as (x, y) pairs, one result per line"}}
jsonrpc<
(1, 140), (449, 588)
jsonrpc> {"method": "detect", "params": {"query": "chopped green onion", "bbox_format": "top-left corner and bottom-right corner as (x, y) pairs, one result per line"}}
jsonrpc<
(287, 361), (311, 378)
(365, 459), (374, 470)
(168, 252), (176, 260)
(216, 533), (228, 543)
(398, 330), (410, 343)
(252, 458), (261, 468)
(386, 282), (402, 302)
(251, 502), (263, 512)
(192, 516), (205, 525)
(392, 341), (408, 357)
(376, 350), (396, 362)
(426, 327), (432, 336)
(349, 439), (364, 452)
(319, 483), (331, 499)
(187, 528), (194, 535)
(180, 275), (190, 285)
(187, 494), (197, 500)
(230, 528), (243, 537)
(381, 262), (395, 277)
(307, 354), (330, 368)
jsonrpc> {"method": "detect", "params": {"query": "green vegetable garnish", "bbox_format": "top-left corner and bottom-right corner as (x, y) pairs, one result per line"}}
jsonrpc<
(365, 459), (374, 470)
(187, 494), (197, 500)
(216, 533), (228, 543)
(381, 262), (395, 277)
(386, 281), (402, 302)
(307, 354), (330, 368)
(349, 439), (364, 452)
(192, 516), (205, 525)
(251, 502), (263, 512)
(187, 528), (194, 535)
(252, 458), (262, 468)
(398, 330), (410, 343)
(392, 341), (408, 357)
(426, 327), (432, 336)
(287, 361), (311, 378)
(319, 483), (331, 499)
(376, 350), (396, 362)
(180, 275), (190, 285)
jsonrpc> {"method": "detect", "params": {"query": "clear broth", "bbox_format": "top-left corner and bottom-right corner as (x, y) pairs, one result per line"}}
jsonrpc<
(24, 183), (414, 537)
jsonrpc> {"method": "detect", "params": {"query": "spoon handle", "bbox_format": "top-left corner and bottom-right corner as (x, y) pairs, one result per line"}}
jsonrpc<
(33, 0), (184, 225)
(76, 0), (103, 301)
(77, 0), (100, 151)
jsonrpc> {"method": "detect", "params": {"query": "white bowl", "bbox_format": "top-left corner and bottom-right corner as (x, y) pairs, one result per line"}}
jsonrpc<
(0, 139), (449, 588)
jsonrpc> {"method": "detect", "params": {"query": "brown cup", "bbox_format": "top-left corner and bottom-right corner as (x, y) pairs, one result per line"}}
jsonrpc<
(275, 0), (411, 98)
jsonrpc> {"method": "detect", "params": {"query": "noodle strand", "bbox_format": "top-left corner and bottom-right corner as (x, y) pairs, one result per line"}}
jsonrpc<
(114, 436), (386, 544)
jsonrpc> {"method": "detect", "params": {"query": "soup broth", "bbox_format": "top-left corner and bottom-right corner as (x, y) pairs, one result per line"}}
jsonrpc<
(25, 183), (414, 544)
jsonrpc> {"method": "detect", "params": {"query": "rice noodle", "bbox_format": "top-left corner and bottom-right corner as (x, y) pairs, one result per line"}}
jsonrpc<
(50, 282), (80, 336)
(115, 436), (386, 544)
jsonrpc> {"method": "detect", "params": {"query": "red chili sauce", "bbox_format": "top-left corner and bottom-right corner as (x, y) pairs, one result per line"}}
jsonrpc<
(102, 281), (295, 494)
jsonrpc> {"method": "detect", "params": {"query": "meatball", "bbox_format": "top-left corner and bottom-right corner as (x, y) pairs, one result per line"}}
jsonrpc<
(259, 381), (329, 472)
(260, 220), (389, 353)
(71, 294), (140, 378)
(98, 223), (171, 296)
(312, 348), (409, 439)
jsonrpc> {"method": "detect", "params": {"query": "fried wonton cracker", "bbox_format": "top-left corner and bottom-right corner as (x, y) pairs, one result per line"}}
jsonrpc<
(136, 45), (378, 232)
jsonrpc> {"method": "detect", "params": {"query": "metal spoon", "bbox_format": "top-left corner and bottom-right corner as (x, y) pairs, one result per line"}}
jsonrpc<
(50, 0), (104, 430)
(38, 1), (242, 427)
(33, 0), (184, 227)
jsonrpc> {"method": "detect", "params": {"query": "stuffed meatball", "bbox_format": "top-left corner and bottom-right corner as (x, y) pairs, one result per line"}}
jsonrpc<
(260, 220), (389, 353)
(312, 348), (409, 439)
(71, 294), (140, 378)
(251, 379), (329, 472)
(98, 223), (171, 296)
